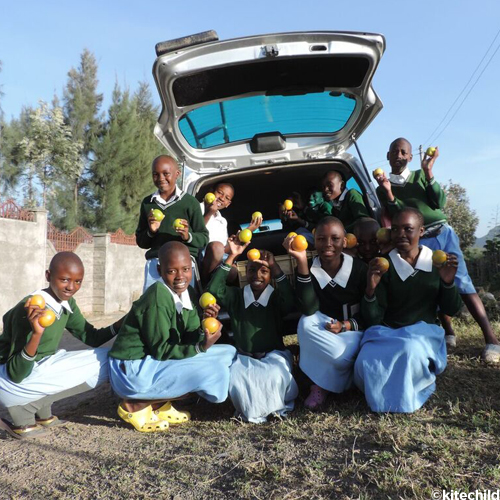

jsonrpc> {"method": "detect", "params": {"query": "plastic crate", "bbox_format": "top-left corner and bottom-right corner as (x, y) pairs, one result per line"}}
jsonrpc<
(236, 251), (316, 288)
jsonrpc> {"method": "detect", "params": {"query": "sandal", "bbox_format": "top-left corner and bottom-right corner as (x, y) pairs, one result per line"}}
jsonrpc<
(117, 404), (169, 433)
(304, 384), (328, 411)
(36, 416), (67, 428)
(482, 344), (500, 365)
(154, 401), (191, 425)
(0, 418), (49, 440)
(445, 335), (457, 348)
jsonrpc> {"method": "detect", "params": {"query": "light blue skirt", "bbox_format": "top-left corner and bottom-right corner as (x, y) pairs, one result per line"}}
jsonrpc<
(298, 311), (363, 393)
(109, 344), (237, 403)
(229, 350), (298, 423)
(354, 322), (447, 413)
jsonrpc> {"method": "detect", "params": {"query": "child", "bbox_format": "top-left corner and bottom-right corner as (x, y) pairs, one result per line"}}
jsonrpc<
(108, 241), (236, 432)
(0, 252), (121, 440)
(352, 217), (394, 263)
(200, 182), (262, 283)
(206, 238), (298, 423)
(307, 170), (370, 232)
(136, 155), (209, 291)
(286, 216), (367, 410)
(375, 138), (500, 362)
(354, 208), (462, 413)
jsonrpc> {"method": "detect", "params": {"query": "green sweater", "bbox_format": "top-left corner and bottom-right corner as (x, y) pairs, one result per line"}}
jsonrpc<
(376, 170), (447, 227)
(362, 257), (462, 329)
(109, 282), (204, 361)
(135, 191), (209, 259)
(306, 189), (369, 231)
(0, 297), (114, 383)
(206, 263), (295, 354)
(295, 256), (367, 331)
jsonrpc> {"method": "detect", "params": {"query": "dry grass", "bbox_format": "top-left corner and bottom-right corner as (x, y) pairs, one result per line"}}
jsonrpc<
(1, 319), (499, 499)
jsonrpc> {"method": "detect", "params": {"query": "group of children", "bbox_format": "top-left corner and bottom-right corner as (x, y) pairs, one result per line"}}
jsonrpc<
(1, 141), (498, 439)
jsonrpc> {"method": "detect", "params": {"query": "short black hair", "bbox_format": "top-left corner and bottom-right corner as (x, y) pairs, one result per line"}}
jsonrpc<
(49, 252), (84, 274)
(152, 155), (180, 171)
(316, 215), (346, 234)
(214, 182), (235, 195)
(393, 207), (424, 227)
(389, 137), (412, 152)
(321, 170), (344, 184)
(353, 217), (380, 237)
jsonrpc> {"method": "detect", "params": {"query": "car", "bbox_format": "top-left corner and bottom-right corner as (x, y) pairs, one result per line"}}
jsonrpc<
(152, 29), (385, 261)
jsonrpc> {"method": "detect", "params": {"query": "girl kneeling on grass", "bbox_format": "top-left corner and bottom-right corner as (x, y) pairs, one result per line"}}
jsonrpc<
(354, 207), (462, 413)
(206, 236), (298, 423)
(108, 241), (236, 432)
(285, 216), (367, 410)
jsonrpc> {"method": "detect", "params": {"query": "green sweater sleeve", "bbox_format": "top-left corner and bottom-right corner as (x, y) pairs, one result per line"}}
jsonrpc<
(274, 273), (295, 316)
(135, 198), (155, 250)
(438, 281), (463, 317)
(295, 272), (319, 316)
(7, 347), (37, 384)
(345, 190), (370, 231)
(206, 262), (238, 309)
(65, 301), (115, 347)
(425, 177), (447, 210)
(361, 275), (388, 328)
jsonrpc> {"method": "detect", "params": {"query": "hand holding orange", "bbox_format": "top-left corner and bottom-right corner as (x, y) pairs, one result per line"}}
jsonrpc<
(247, 249), (261, 261)
(151, 209), (165, 222)
(202, 317), (220, 335)
(239, 229), (253, 243)
(291, 234), (308, 251)
(199, 292), (217, 309)
(283, 199), (293, 211)
(204, 193), (216, 204)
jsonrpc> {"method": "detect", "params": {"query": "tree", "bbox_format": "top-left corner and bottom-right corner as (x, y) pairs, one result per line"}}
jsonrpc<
(53, 49), (104, 227)
(88, 81), (163, 233)
(442, 181), (479, 250)
(17, 101), (83, 208)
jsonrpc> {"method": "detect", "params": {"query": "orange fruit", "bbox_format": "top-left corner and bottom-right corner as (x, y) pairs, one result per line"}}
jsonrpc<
(372, 168), (384, 178)
(287, 232), (298, 239)
(283, 199), (293, 211)
(247, 249), (261, 261)
(252, 211), (262, 220)
(38, 309), (56, 328)
(202, 317), (220, 335)
(204, 192), (216, 203)
(151, 209), (165, 222)
(345, 233), (358, 249)
(172, 218), (184, 229)
(291, 234), (308, 251)
(199, 292), (216, 309)
(239, 229), (253, 243)
(374, 257), (390, 272)
(29, 294), (46, 309)
(376, 227), (391, 244)
(426, 147), (436, 157)
(432, 250), (447, 266)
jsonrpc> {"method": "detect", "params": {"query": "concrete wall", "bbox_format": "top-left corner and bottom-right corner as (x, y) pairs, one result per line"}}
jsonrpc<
(0, 210), (146, 327)
(0, 209), (48, 317)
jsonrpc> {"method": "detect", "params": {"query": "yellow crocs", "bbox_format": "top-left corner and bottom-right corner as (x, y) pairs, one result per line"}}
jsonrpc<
(117, 404), (169, 433)
(154, 402), (191, 425)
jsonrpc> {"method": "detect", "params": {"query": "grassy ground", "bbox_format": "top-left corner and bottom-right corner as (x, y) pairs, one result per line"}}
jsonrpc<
(1, 319), (499, 500)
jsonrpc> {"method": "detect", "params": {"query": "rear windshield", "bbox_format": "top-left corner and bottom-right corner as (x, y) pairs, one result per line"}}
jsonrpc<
(178, 92), (356, 149)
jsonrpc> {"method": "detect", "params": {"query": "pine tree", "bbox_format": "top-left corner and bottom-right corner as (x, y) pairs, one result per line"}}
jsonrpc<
(89, 81), (163, 233)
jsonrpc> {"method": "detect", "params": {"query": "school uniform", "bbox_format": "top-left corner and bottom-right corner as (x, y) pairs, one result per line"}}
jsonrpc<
(354, 245), (463, 413)
(207, 262), (298, 423)
(200, 202), (228, 246)
(376, 168), (475, 294)
(136, 187), (209, 291)
(295, 254), (367, 393)
(0, 290), (113, 410)
(108, 281), (236, 403)
(307, 188), (370, 231)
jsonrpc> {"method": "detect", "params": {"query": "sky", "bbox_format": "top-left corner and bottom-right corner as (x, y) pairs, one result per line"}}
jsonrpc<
(0, 0), (499, 236)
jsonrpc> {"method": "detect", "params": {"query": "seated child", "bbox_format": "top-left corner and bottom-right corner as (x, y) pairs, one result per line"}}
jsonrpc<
(108, 241), (236, 432)
(354, 208), (462, 413)
(307, 170), (370, 232)
(200, 182), (262, 284)
(375, 139), (499, 361)
(0, 252), (121, 440)
(135, 155), (209, 292)
(285, 216), (367, 410)
(206, 238), (298, 423)
(352, 217), (393, 263)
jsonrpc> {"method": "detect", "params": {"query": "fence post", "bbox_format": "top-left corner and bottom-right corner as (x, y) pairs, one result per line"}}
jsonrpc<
(93, 233), (110, 315)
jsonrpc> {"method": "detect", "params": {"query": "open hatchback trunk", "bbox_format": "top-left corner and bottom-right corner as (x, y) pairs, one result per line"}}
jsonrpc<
(152, 30), (386, 257)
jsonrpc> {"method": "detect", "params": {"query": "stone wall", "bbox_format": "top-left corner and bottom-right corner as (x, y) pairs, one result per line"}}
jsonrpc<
(0, 208), (146, 328)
